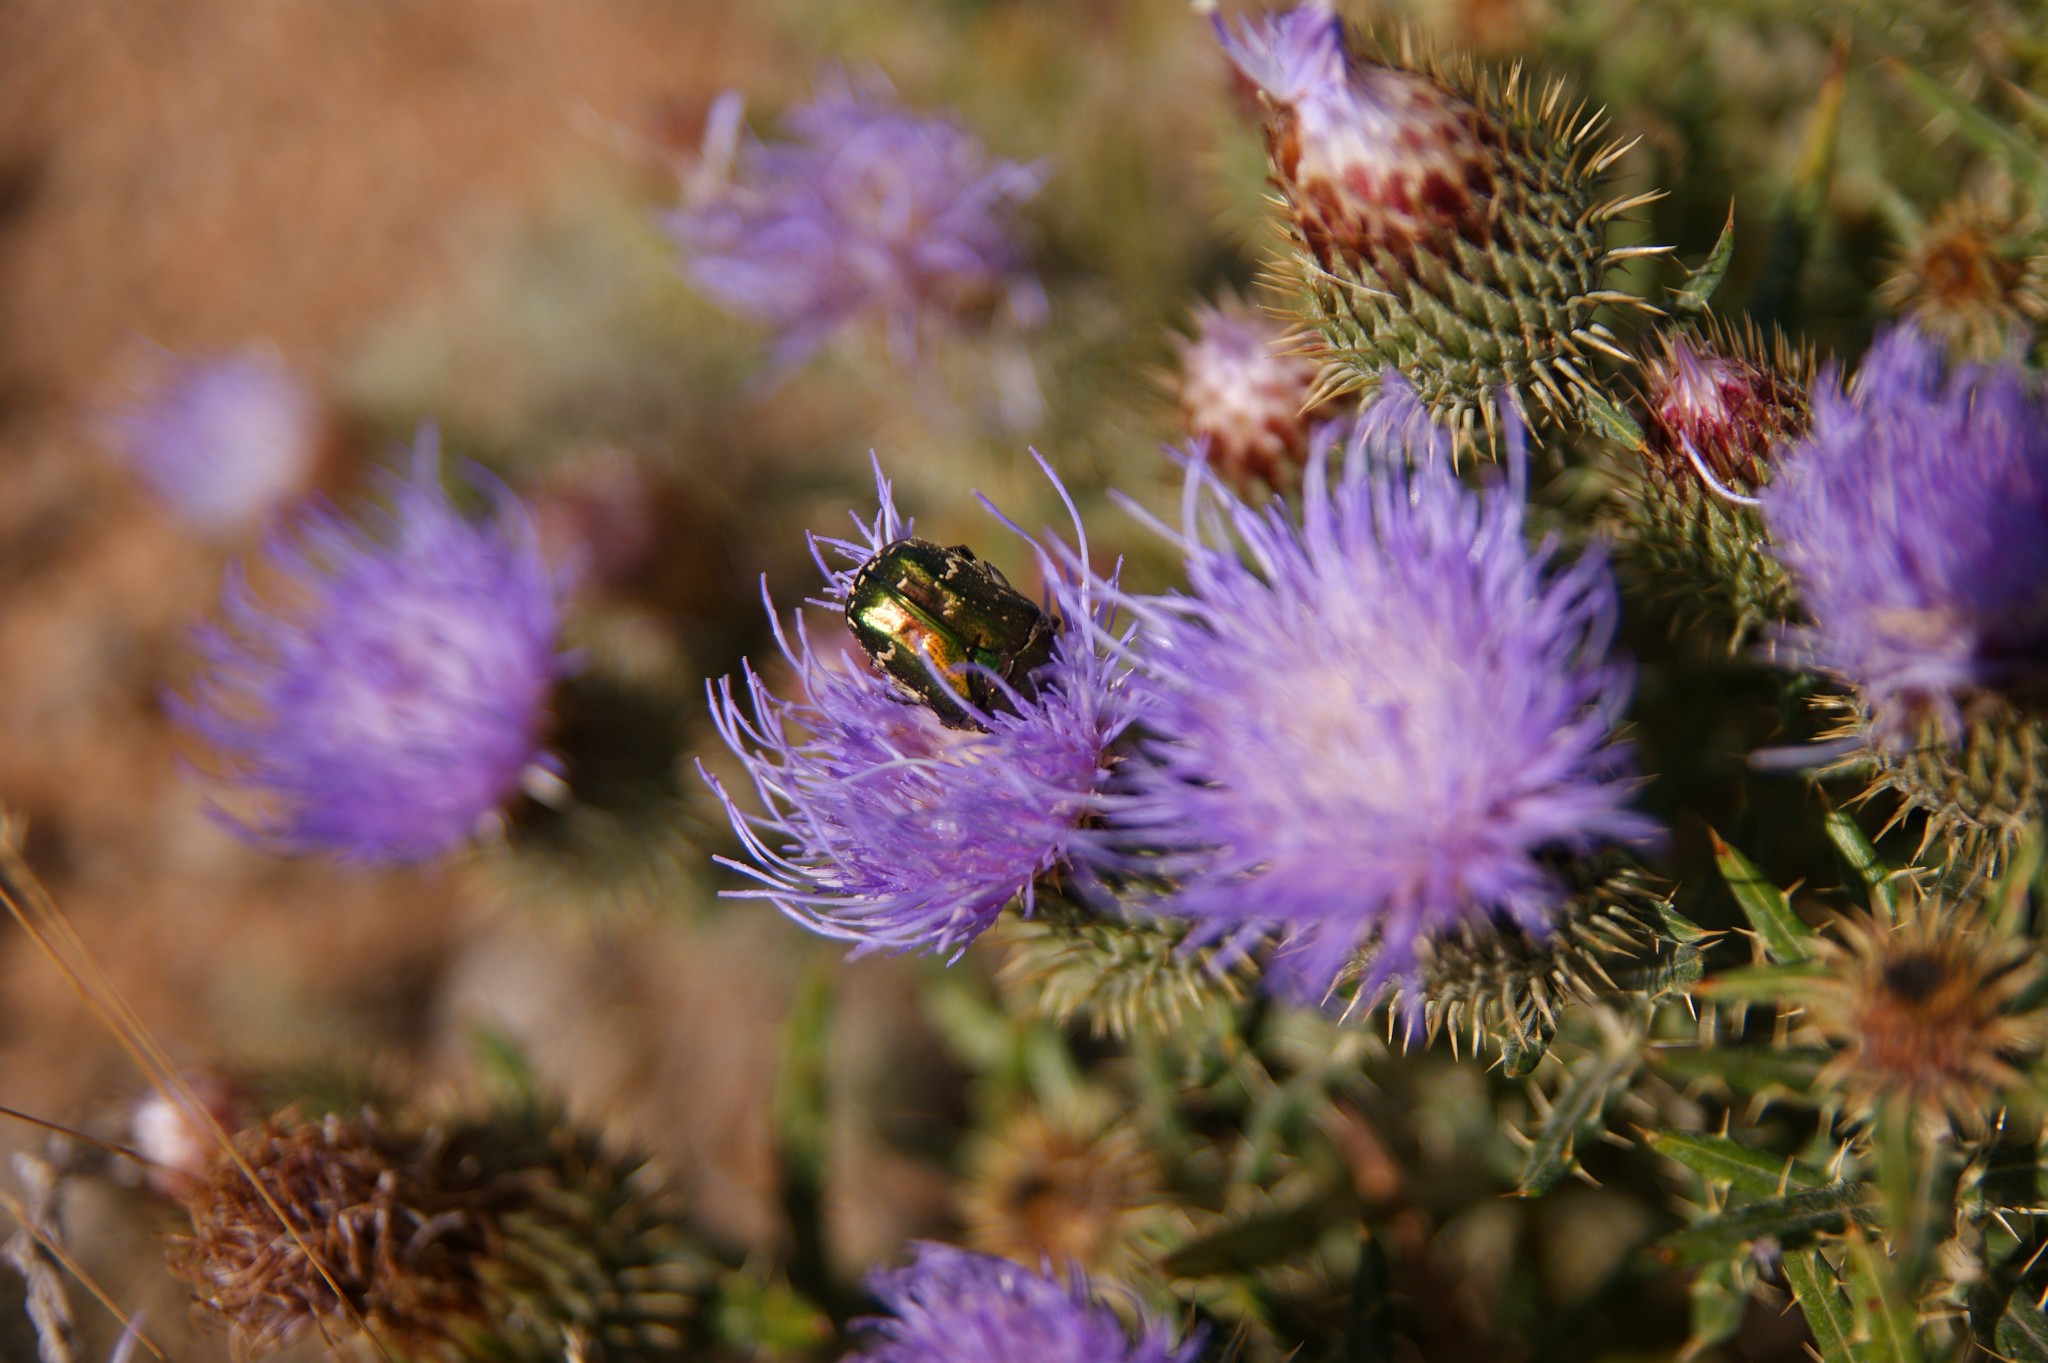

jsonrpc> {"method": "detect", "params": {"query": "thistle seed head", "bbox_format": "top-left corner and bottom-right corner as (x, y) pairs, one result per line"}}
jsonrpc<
(960, 1111), (1160, 1280)
(1799, 894), (2046, 1133)
(1881, 186), (2048, 361)
(169, 1112), (485, 1359)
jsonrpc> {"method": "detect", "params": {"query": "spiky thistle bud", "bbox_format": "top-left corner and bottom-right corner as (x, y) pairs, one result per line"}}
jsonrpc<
(1216, 6), (1661, 447)
(1389, 856), (1684, 1068)
(1881, 185), (2048, 361)
(1615, 324), (1811, 637)
(1171, 294), (1323, 492)
(168, 1104), (713, 1361)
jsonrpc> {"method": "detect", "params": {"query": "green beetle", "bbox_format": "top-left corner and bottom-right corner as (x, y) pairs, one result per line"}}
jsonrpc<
(845, 537), (1061, 731)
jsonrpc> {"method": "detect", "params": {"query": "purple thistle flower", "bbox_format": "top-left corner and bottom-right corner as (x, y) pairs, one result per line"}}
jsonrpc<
(111, 346), (321, 534)
(849, 1242), (1202, 1363)
(705, 459), (1133, 958)
(663, 77), (1047, 370)
(175, 430), (564, 863)
(1114, 378), (1658, 1005)
(1760, 325), (2048, 740)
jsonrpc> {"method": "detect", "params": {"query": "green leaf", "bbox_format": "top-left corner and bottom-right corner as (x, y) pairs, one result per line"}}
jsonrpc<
(1669, 205), (1737, 318)
(1649, 1044), (1828, 1094)
(1783, 1249), (1858, 1363)
(1711, 831), (1814, 963)
(1641, 1129), (1830, 1200)
(1343, 1231), (1394, 1363)
(773, 963), (836, 1314)
(1519, 1029), (1641, 1196)
(1682, 1260), (1748, 1361)
(1580, 386), (1646, 448)
(1161, 1192), (1340, 1279)
(1659, 1185), (1877, 1265)
(1843, 1235), (1923, 1363)
(1990, 825), (2046, 937)
(1694, 961), (1830, 1001)
(1870, 1097), (1956, 1303)
(1996, 1298), (2048, 1363)
(1886, 58), (2048, 199)
(1823, 809), (1895, 912)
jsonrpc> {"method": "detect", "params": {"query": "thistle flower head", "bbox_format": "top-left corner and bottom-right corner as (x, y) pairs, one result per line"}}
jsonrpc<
(1760, 325), (2048, 741)
(849, 1242), (1202, 1363)
(174, 430), (565, 863)
(110, 346), (321, 533)
(663, 77), (1046, 369)
(1117, 378), (1658, 1007)
(1798, 894), (2046, 1133)
(706, 459), (1134, 958)
(1171, 293), (1321, 491)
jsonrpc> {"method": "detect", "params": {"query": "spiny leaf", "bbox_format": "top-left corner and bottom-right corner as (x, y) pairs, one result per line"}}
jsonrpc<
(773, 963), (836, 1316)
(1669, 206), (1737, 319)
(1842, 1235), (1922, 1363)
(1641, 1129), (1829, 1200)
(1783, 1250), (1858, 1363)
(1343, 1232), (1394, 1363)
(1996, 1298), (2048, 1363)
(1823, 809), (1896, 912)
(1161, 1192), (1342, 1279)
(1658, 1185), (1877, 1265)
(1649, 1044), (1829, 1094)
(1886, 58), (2048, 200)
(1581, 386), (1646, 447)
(1694, 961), (1829, 1002)
(1519, 1028), (1641, 1196)
(1711, 831), (1814, 963)
(1682, 1260), (1747, 1362)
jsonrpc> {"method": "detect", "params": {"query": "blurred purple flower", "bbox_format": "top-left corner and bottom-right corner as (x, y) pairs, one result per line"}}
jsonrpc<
(1114, 378), (1657, 1004)
(175, 430), (564, 863)
(1761, 325), (2048, 739)
(705, 459), (1132, 958)
(111, 346), (321, 534)
(849, 1243), (1202, 1363)
(663, 77), (1047, 370)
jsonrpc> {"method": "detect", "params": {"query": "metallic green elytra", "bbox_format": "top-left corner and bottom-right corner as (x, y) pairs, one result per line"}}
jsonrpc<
(845, 537), (1060, 731)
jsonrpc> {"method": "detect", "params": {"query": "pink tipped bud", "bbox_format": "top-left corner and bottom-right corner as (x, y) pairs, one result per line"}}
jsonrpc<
(1218, 8), (1495, 275)
(1640, 336), (1808, 494)
(1173, 296), (1321, 490)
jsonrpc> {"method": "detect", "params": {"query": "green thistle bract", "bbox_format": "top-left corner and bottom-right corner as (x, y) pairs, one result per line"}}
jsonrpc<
(1217, 6), (1663, 448)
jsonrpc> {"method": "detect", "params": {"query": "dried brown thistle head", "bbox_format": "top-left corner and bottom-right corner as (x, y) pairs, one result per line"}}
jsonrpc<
(959, 1109), (1159, 1279)
(169, 1110), (487, 1359)
(1799, 893), (2047, 1133)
